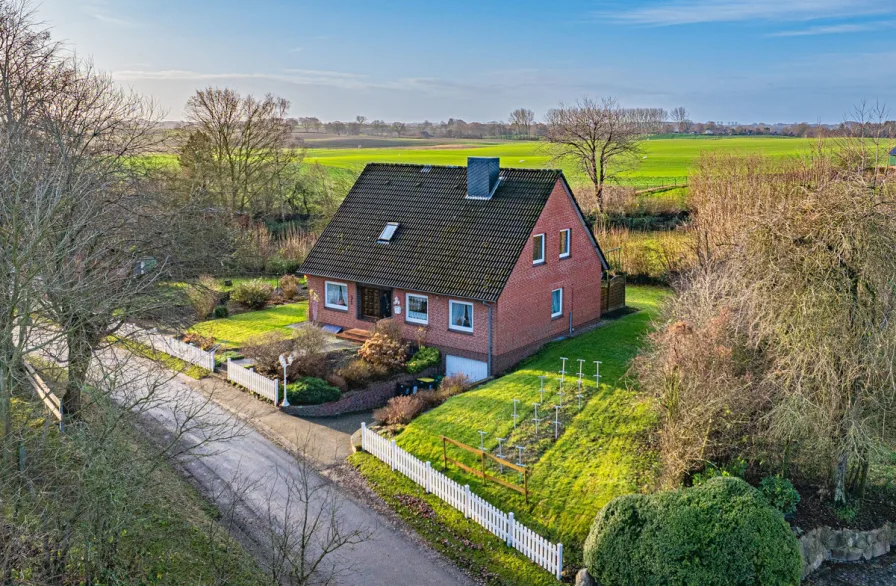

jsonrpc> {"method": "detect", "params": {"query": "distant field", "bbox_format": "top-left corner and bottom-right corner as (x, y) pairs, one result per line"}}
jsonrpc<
(305, 136), (817, 186)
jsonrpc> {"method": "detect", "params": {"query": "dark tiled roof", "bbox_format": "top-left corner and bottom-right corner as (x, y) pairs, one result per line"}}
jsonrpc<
(301, 163), (570, 302)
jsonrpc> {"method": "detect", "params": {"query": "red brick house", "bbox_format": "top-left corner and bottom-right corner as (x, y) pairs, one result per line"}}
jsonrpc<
(301, 157), (610, 381)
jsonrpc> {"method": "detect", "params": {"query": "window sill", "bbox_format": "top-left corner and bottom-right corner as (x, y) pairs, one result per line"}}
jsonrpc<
(406, 319), (429, 326)
(324, 305), (349, 312)
(532, 260), (546, 267)
(551, 314), (564, 321)
(448, 328), (475, 336)
(559, 254), (571, 261)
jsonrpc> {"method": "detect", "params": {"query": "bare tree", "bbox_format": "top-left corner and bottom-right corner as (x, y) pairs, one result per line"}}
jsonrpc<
(545, 97), (665, 213)
(184, 88), (299, 215)
(390, 121), (406, 137)
(671, 106), (691, 133)
(509, 107), (535, 137)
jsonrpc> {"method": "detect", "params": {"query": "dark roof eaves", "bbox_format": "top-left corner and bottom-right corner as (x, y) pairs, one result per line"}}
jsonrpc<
(300, 268), (499, 303)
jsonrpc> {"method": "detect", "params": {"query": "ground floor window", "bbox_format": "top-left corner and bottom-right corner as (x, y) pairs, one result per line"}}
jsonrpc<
(449, 300), (474, 332)
(406, 293), (429, 324)
(551, 288), (563, 318)
(325, 281), (349, 310)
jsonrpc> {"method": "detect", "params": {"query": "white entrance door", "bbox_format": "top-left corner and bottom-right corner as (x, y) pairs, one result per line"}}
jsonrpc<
(445, 355), (489, 382)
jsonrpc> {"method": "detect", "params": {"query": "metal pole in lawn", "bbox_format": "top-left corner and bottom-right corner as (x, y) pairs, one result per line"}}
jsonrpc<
(532, 403), (542, 435)
(497, 437), (506, 473)
(512, 398), (520, 428)
(553, 404), (561, 439)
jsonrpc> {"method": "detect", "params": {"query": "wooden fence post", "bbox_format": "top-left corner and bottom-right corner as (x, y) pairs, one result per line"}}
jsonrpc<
(360, 422), (366, 452)
(506, 512), (514, 547)
(425, 461), (431, 493)
(391, 439), (397, 471)
(464, 484), (471, 518)
(556, 543), (563, 580)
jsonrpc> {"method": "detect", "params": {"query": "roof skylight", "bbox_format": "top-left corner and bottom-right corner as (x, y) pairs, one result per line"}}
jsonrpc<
(378, 222), (400, 243)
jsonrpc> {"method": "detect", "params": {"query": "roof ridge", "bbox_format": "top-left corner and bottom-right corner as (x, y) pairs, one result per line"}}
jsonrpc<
(362, 161), (563, 173)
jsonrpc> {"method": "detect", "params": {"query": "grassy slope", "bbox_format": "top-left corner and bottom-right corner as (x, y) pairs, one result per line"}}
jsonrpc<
(391, 286), (668, 549)
(189, 302), (308, 348)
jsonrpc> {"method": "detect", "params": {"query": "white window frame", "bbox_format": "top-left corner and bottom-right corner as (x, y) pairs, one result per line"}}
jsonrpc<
(324, 281), (349, 311)
(559, 228), (571, 259)
(551, 288), (563, 318)
(533, 233), (546, 265)
(448, 300), (474, 333)
(405, 293), (429, 325)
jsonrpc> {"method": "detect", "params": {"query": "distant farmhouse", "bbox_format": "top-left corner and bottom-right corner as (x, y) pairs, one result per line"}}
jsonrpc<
(301, 157), (621, 381)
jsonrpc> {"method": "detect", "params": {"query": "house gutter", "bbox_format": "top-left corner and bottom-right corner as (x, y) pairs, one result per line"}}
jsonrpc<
(483, 301), (494, 377)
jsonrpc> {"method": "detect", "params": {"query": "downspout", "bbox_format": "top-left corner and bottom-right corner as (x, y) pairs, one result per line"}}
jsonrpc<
(483, 301), (493, 378)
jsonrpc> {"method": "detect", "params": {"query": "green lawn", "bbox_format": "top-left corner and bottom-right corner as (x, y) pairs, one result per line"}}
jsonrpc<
(356, 286), (668, 567)
(189, 302), (308, 348)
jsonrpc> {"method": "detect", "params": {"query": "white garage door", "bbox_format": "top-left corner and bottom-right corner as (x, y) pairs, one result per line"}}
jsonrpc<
(446, 355), (489, 382)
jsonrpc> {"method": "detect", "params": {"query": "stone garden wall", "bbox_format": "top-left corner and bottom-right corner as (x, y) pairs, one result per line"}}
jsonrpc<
(799, 523), (896, 578)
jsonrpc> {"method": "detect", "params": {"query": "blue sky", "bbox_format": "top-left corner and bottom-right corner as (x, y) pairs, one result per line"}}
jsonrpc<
(35, 0), (896, 123)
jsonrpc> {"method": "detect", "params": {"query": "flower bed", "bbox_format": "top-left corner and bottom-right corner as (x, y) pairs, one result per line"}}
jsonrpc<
(281, 366), (438, 418)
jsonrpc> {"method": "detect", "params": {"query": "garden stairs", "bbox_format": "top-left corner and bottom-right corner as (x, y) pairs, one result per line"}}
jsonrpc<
(335, 328), (373, 344)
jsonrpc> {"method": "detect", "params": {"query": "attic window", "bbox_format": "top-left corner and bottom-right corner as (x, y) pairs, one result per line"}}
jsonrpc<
(421, 165), (432, 173)
(378, 222), (400, 243)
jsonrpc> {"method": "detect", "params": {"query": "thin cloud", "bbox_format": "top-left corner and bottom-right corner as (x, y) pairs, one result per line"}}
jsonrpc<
(602, 0), (892, 26)
(770, 20), (896, 37)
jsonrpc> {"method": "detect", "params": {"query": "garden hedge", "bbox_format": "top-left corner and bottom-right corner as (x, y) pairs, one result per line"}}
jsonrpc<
(286, 377), (341, 405)
(583, 477), (801, 586)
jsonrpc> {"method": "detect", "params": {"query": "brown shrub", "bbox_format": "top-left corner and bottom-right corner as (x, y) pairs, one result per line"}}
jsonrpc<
(416, 389), (442, 409)
(374, 395), (424, 425)
(337, 358), (390, 389)
(183, 332), (215, 351)
(359, 320), (408, 371)
(187, 280), (218, 319)
(438, 374), (471, 399)
(325, 374), (348, 393)
(279, 274), (301, 300)
(240, 331), (293, 377)
(374, 318), (403, 342)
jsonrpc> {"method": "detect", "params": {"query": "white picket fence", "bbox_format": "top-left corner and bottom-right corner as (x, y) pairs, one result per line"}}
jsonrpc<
(227, 359), (280, 404)
(360, 423), (563, 580)
(137, 330), (216, 372)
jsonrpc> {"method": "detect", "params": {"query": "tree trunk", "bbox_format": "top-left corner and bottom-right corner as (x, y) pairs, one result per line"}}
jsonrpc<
(833, 452), (848, 504)
(64, 331), (92, 419)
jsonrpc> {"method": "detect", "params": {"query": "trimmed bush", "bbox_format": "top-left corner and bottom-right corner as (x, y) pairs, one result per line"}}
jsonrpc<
(182, 332), (215, 351)
(406, 346), (440, 374)
(584, 477), (801, 586)
(231, 279), (273, 310)
(286, 377), (341, 405)
(760, 476), (800, 516)
(213, 305), (229, 318)
(359, 319), (409, 370)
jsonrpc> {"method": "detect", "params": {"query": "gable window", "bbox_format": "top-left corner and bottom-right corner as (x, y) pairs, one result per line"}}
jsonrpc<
(324, 281), (349, 310)
(449, 300), (474, 333)
(533, 233), (545, 265)
(378, 222), (400, 243)
(551, 288), (563, 318)
(559, 229), (571, 258)
(406, 293), (429, 325)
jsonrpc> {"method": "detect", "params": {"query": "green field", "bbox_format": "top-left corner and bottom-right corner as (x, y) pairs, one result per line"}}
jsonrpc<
(305, 136), (816, 186)
(366, 286), (668, 561)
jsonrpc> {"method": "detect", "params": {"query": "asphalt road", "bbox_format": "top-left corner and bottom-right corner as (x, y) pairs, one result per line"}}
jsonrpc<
(53, 340), (472, 586)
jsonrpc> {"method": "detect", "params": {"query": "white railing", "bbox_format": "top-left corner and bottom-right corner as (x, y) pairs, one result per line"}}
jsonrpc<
(227, 359), (279, 404)
(360, 423), (563, 580)
(136, 330), (215, 372)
